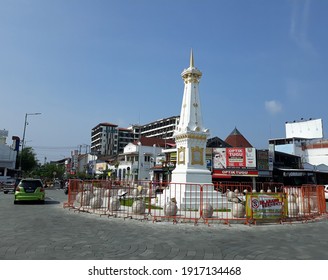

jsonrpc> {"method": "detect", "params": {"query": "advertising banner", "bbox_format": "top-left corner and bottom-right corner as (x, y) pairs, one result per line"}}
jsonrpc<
(257, 150), (269, 170)
(213, 148), (256, 169)
(226, 148), (245, 167)
(245, 147), (256, 168)
(246, 193), (285, 220)
(213, 148), (227, 168)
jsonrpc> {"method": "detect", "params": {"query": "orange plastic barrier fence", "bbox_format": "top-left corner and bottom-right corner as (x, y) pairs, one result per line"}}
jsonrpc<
(64, 180), (326, 225)
(245, 185), (326, 224)
(64, 179), (154, 220)
(283, 185), (326, 221)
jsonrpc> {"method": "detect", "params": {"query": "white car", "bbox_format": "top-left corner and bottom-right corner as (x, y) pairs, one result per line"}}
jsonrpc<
(325, 185), (328, 201)
(3, 180), (15, 194)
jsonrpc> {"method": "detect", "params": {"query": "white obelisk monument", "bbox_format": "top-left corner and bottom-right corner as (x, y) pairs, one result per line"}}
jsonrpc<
(171, 50), (212, 184)
(159, 51), (229, 210)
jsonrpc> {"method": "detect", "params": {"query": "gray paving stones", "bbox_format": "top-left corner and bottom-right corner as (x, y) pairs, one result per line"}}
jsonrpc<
(1, 190), (328, 260)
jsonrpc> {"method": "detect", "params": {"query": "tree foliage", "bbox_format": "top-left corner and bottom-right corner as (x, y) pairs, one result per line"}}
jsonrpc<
(18, 147), (39, 175)
(18, 147), (66, 181)
(34, 162), (65, 181)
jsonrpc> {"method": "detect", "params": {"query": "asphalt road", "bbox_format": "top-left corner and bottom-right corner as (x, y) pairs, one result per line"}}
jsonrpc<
(0, 188), (328, 260)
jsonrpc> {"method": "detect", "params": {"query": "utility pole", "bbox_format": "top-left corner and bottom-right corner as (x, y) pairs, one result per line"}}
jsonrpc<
(19, 112), (41, 173)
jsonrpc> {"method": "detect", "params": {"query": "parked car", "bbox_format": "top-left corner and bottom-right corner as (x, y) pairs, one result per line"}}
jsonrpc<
(3, 178), (20, 194)
(325, 185), (328, 201)
(14, 179), (45, 204)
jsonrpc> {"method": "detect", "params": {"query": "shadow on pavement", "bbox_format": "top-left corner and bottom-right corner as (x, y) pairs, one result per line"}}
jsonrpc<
(14, 200), (61, 205)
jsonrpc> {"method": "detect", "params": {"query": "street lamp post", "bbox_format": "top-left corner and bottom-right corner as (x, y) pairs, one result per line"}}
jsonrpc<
(19, 112), (41, 173)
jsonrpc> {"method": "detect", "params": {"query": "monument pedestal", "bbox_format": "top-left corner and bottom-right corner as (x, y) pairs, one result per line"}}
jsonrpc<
(171, 166), (212, 185)
(160, 182), (231, 211)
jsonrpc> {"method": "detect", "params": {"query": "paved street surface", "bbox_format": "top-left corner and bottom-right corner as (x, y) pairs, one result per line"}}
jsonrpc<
(1, 189), (328, 260)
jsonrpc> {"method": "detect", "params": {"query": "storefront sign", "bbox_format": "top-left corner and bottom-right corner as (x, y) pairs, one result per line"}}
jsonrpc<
(213, 170), (258, 177)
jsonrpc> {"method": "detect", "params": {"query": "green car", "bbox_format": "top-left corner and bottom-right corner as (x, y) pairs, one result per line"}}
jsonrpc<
(14, 179), (45, 204)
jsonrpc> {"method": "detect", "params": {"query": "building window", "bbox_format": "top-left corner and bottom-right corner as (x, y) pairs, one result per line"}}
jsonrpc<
(144, 156), (150, 162)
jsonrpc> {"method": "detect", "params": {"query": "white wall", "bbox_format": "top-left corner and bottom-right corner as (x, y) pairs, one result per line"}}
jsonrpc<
(119, 143), (163, 181)
(274, 142), (328, 168)
(303, 147), (328, 166)
(0, 143), (17, 169)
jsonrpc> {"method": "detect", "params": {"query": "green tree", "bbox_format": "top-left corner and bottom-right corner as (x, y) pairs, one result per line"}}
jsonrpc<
(18, 147), (39, 176)
(34, 162), (65, 181)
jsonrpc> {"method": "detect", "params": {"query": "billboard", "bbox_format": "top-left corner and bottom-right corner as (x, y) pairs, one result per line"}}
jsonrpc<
(285, 118), (323, 139)
(257, 150), (269, 171)
(213, 148), (256, 169)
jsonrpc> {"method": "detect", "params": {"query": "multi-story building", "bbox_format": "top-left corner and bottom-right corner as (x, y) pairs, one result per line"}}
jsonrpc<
(268, 118), (328, 184)
(269, 118), (327, 168)
(139, 116), (179, 139)
(91, 123), (118, 156)
(91, 116), (179, 157)
(118, 127), (137, 153)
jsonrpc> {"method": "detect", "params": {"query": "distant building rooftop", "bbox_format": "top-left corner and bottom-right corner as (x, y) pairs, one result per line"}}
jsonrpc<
(225, 127), (253, 147)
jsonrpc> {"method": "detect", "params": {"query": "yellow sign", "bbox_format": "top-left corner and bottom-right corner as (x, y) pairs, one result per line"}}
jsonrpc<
(246, 193), (285, 220)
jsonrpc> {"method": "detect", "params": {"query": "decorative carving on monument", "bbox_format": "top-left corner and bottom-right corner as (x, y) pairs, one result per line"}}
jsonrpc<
(178, 147), (186, 165)
(191, 146), (204, 165)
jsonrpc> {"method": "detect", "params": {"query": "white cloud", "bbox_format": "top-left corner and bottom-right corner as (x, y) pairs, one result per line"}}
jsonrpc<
(265, 100), (283, 114)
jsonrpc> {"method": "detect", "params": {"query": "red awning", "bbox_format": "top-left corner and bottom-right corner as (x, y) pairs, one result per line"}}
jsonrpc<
(212, 169), (258, 177)
(212, 173), (232, 179)
(166, 143), (176, 147)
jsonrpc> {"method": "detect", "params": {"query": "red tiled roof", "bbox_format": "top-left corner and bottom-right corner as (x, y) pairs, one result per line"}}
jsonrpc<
(225, 127), (253, 147)
(133, 136), (176, 148)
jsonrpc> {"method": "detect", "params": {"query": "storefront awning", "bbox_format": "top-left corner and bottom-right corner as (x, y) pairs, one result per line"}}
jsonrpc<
(212, 173), (231, 179)
(213, 170), (259, 177)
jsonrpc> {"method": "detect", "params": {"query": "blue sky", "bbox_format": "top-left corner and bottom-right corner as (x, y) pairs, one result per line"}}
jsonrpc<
(1, 0), (328, 162)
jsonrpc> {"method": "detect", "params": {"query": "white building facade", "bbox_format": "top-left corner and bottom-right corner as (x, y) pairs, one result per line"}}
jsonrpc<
(0, 130), (18, 178)
(116, 139), (164, 182)
(269, 119), (328, 169)
(91, 118), (179, 158)
(139, 116), (179, 140)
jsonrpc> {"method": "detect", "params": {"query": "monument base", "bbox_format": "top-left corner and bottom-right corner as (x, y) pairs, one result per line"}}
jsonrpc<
(171, 167), (212, 185)
(159, 181), (231, 211)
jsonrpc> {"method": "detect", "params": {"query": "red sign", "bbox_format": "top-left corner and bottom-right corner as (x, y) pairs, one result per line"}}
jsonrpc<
(213, 148), (256, 169)
(226, 148), (246, 167)
(213, 170), (259, 177)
